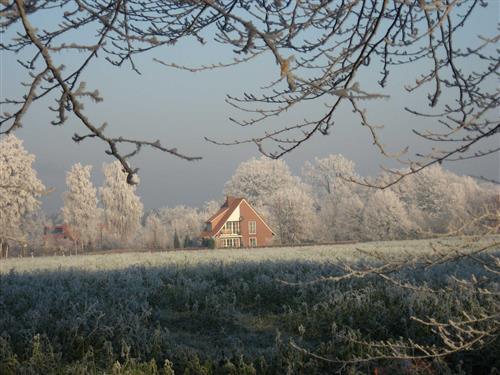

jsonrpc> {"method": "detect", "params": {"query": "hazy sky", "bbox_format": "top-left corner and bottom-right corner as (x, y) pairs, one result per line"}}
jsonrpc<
(2, 2), (499, 214)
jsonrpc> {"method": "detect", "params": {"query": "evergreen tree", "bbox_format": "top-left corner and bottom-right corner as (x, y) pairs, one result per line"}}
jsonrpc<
(173, 231), (180, 249)
(183, 234), (190, 248)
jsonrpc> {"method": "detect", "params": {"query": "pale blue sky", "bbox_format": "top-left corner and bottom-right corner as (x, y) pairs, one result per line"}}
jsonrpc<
(1, 2), (499, 214)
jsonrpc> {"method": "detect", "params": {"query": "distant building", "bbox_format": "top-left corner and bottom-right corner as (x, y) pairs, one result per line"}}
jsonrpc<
(43, 224), (77, 248)
(201, 196), (274, 248)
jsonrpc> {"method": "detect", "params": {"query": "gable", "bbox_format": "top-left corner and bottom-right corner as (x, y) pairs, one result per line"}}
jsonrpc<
(227, 205), (240, 221)
(239, 200), (274, 235)
(202, 197), (274, 238)
(210, 198), (244, 236)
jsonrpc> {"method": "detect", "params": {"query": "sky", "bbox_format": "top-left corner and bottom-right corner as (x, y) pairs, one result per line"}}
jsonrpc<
(1, 2), (499, 215)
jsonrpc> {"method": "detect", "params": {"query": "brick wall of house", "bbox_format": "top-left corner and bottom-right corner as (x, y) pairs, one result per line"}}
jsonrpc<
(239, 200), (274, 247)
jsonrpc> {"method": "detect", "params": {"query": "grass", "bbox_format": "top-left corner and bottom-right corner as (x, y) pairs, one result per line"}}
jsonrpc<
(0, 237), (498, 374)
(0, 237), (466, 274)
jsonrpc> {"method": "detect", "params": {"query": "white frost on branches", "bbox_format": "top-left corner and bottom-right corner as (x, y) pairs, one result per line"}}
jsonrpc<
(224, 156), (300, 207)
(303, 155), (364, 241)
(361, 189), (415, 241)
(62, 163), (100, 248)
(142, 211), (170, 249)
(100, 161), (143, 246)
(302, 154), (359, 198)
(201, 200), (223, 219)
(157, 205), (203, 247)
(267, 186), (317, 244)
(391, 165), (470, 234)
(0, 135), (46, 254)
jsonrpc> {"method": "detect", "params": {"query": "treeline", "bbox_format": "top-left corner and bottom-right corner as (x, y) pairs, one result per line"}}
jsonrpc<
(224, 155), (498, 244)
(0, 135), (497, 256)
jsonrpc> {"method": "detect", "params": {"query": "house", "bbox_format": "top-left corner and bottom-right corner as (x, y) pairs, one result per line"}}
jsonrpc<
(43, 224), (77, 248)
(201, 196), (274, 248)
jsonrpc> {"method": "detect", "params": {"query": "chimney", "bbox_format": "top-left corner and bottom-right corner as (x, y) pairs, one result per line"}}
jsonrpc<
(226, 196), (236, 206)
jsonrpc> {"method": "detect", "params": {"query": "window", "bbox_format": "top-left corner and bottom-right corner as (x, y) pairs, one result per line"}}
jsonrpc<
(221, 238), (241, 248)
(249, 237), (257, 247)
(223, 221), (240, 234)
(249, 221), (256, 235)
(233, 221), (240, 234)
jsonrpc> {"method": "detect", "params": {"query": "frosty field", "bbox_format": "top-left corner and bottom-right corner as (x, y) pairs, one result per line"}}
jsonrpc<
(0, 237), (486, 274)
(1, 238), (499, 374)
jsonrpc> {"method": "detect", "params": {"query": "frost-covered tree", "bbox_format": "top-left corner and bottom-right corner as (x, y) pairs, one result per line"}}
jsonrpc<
(225, 157), (320, 244)
(449, 176), (499, 234)
(390, 165), (469, 234)
(62, 163), (100, 249)
(158, 205), (202, 248)
(302, 155), (359, 199)
(100, 161), (143, 246)
(463, 181), (500, 234)
(317, 193), (365, 242)
(142, 211), (169, 250)
(0, 135), (46, 257)
(201, 199), (223, 219)
(267, 186), (317, 245)
(20, 209), (50, 255)
(303, 155), (364, 242)
(224, 157), (299, 207)
(361, 189), (415, 241)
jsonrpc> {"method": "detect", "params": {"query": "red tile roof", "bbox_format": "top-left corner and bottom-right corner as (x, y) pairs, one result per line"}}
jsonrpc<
(203, 196), (243, 237)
